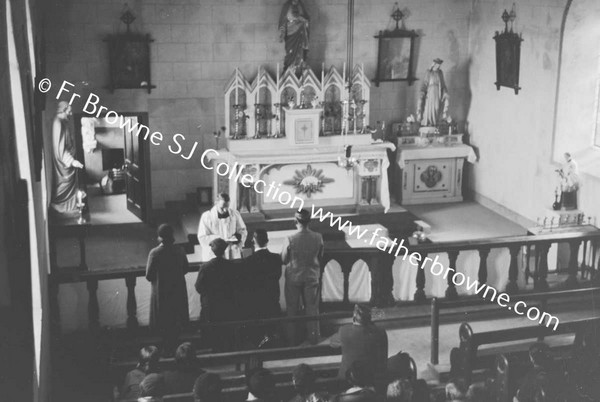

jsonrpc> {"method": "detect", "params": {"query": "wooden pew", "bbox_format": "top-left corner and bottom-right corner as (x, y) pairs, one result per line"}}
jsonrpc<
(450, 316), (600, 384)
(112, 344), (342, 390)
(119, 376), (346, 402)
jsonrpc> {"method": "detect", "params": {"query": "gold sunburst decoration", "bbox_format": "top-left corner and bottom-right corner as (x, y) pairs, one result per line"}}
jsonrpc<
(283, 164), (335, 198)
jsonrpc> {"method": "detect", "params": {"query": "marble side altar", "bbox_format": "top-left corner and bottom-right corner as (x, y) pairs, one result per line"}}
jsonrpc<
(208, 135), (395, 217)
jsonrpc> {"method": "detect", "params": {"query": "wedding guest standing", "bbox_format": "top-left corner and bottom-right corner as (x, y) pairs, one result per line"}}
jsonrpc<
(282, 209), (324, 345)
(195, 238), (238, 350)
(146, 224), (190, 351)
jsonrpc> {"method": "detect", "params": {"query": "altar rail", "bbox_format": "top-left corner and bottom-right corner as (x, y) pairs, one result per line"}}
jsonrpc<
(49, 230), (600, 333)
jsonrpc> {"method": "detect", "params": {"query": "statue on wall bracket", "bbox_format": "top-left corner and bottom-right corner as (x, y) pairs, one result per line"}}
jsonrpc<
(278, 0), (310, 75)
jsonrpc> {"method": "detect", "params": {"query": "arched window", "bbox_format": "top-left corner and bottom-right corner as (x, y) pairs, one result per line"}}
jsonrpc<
(553, 0), (600, 175)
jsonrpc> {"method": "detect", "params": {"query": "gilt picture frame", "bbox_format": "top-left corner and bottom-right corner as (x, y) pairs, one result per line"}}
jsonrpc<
(374, 28), (418, 86)
(105, 33), (155, 93)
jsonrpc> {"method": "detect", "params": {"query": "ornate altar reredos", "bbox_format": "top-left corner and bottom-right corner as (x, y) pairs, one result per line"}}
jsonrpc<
(210, 64), (395, 217)
(224, 64), (371, 139)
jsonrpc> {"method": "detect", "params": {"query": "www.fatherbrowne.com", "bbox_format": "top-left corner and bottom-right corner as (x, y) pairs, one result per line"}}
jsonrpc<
(307, 204), (559, 331)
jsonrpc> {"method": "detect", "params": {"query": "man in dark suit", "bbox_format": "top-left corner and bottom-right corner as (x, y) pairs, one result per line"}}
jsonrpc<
(243, 229), (282, 319)
(240, 229), (282, 347)
(195, 238), (237, 350)
(330, 304), (388, 397)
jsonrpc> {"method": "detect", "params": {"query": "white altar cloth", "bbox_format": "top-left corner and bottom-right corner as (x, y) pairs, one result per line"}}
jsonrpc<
(397, 143), (477, 168)
(210, 141), (396, 212)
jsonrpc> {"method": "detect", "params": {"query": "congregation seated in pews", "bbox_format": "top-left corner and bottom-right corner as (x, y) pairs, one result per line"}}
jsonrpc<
(114, 344), (430, 401)
(113, 303), (437, 401)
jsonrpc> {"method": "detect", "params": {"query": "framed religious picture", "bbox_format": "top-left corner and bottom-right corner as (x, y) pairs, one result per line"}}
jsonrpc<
(105, 33), (155, 93)
(373, 7), (418, 87)
(493, 10), (523, 94)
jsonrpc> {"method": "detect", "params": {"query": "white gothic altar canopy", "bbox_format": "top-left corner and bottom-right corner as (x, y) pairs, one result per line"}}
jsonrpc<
(209, 64), (395, 216)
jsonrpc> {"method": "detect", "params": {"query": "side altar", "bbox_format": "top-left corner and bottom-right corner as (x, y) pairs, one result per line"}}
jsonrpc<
(396, 134), (477, 204)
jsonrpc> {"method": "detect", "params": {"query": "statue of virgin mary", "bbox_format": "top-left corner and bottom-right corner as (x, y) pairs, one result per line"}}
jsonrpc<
(278, 0), (310, 74)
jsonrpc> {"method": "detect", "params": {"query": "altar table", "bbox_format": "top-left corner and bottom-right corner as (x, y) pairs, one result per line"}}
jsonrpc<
(209, 136), (396, 215)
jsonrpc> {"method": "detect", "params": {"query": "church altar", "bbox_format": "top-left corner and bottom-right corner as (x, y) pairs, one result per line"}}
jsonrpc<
(208, 136), (395, 215)
(397, 137), (476, 205)
(208, 64), (396, 216)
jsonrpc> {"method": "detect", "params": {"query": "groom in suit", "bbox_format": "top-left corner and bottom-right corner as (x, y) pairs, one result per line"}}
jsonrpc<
(240, 229), (282, 347)
(243, 229), (282, 319)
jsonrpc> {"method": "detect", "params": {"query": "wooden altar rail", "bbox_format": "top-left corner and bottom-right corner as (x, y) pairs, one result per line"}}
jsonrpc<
(429, 286), (600, 365)
(49, 230), (600, 333)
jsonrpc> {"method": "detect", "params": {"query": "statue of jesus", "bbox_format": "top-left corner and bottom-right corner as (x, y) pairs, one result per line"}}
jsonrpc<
(50, 101), (84, 214)
(278, 0), (310, 74)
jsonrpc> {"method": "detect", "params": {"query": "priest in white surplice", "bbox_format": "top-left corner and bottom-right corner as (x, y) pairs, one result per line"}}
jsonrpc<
(197, 193), (247, 261)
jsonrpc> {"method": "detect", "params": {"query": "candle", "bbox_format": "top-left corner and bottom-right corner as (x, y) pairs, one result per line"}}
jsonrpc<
(77, 190), (83, 205)
(276, 63), (280, 89)
(321, 62), (325, 84)
(235, 87), (239, 105)
(342, 62), (346, 87)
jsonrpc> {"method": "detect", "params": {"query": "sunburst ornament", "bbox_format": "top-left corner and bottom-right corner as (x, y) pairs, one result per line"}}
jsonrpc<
(283, 164), (335, 198)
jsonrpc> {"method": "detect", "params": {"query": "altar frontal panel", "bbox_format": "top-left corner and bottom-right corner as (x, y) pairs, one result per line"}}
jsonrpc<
(260, 162), (356, 210)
